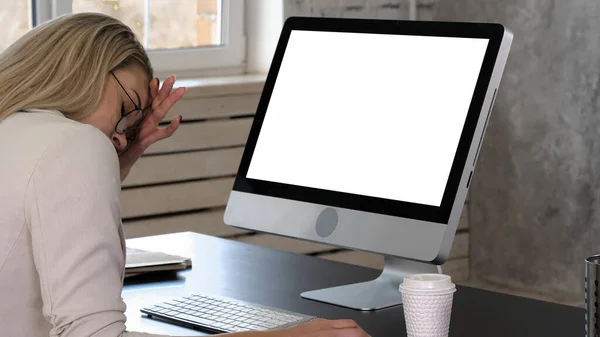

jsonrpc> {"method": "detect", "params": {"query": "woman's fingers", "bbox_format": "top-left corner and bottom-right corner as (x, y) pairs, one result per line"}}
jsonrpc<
(151, 78), (159, 98)
(152, 75), (176, 109)
(148, 78), (159, 106)
(317, 327), (370, 337)
(140, 115), (182, 148)
(324, 319), (359, 329)
(160, 86), (186, 111)
(146, 90), (185, 126)
(134, 76), (185, 150)
(150, 86), (186, 122)
(309, 318), (358, 330)
(282, 319), (369, 337)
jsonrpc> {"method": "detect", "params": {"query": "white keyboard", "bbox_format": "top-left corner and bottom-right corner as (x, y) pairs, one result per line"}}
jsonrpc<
(141, 293), (314, 333)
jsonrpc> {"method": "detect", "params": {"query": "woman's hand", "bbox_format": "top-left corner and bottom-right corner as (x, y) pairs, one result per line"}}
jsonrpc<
(264, 318), (370, 337)
(118, 76), (186, 182)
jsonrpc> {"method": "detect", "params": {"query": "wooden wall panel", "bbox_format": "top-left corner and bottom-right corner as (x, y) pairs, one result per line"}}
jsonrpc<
(168, 94), (260, 121)
(124, 147), (243, 187)
(145, 118), (253, 155)
(121, 177), (234, 219)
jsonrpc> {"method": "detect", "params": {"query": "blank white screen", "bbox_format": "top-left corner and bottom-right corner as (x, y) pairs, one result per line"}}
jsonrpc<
(247, 30), (489, 207)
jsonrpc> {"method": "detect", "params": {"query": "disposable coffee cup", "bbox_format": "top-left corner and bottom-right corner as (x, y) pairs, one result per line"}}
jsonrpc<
(399, 274), (457, 337)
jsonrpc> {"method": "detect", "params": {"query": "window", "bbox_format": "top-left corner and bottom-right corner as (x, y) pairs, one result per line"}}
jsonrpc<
(0, 1), (31, 52)
(0, 0), (245, 77)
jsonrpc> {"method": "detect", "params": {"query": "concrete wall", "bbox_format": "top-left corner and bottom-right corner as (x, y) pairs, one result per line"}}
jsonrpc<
(283, 0), (434, 20)
(434, 0), (600, 302)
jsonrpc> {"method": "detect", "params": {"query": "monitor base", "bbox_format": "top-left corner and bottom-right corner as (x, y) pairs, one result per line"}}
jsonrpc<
(301, 255), (441, 311)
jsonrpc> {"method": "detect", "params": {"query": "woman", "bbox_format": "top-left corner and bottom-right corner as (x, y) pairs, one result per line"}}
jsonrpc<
(0, 13), (369, 337)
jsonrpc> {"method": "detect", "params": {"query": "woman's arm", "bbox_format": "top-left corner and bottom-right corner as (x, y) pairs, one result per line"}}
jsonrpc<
(24, 123), (163, 337)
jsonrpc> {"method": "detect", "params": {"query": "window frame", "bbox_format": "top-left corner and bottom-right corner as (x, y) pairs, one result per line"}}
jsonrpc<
(34, 0), (246, 77)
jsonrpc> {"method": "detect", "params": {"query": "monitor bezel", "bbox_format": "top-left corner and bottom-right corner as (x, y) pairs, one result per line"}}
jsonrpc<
(232, 17), (505, 224)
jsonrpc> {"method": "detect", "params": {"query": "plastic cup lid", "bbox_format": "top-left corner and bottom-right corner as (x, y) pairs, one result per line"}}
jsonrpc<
(401, 273), (454, 290)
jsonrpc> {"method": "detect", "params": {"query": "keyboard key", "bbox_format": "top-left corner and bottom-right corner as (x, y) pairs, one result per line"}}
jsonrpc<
(158, 305), (178, 311)
(174, 313), (215, 326)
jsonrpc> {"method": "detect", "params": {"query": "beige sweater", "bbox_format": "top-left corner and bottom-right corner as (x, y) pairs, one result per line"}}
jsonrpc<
(0, 110), (176, 337)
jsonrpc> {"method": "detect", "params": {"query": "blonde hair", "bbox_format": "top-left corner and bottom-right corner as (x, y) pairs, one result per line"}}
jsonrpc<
(0, 12), (152, 122)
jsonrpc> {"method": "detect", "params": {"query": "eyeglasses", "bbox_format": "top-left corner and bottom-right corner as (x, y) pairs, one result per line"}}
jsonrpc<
(110, 71), (144, 151)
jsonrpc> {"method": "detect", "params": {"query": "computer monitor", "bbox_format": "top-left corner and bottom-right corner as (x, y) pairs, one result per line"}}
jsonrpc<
(225, 17), (512, 310)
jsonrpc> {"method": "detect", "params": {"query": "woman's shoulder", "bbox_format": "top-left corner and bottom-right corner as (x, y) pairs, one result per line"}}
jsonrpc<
(0, 109), (120, 211)
(5, 109), (114, 154)
(1, 109), (117, 174)
(24, 109), (120, 189)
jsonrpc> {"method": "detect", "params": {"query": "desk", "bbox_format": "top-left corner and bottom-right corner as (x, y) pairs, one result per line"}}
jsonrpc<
(123, 232), (581, 336)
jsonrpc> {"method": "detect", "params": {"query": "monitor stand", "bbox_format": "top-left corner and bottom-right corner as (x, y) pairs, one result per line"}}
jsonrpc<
(301, 255), (442, 311)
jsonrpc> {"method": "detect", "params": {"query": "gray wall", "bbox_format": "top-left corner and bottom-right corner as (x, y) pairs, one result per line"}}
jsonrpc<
(283, 0), (434, 20)
(434, 0), (600, 302)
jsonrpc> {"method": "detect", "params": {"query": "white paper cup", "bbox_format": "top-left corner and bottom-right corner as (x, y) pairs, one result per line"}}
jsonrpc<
(399, 274), (457, 337)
